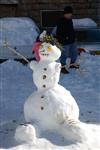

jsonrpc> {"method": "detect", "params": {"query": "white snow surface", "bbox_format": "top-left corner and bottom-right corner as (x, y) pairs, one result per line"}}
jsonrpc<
(0, 17), (39, 59)
(73, 18), (97, 28)
(0, 53), (100, 150)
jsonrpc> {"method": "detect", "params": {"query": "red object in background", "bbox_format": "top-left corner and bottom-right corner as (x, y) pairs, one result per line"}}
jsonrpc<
(32, 42), (41, 61)
(77, 48), (86, 55)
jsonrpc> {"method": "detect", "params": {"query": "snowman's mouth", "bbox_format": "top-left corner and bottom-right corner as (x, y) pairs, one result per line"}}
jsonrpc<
(40, 50), (45, 53)
(40, 48), (51, 56)
(40, 50), (49, 56)
(41, 53), (49, 56)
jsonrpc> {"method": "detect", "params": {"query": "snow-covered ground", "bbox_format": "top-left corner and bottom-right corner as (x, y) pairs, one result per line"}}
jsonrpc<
(0, 53), (100, 150)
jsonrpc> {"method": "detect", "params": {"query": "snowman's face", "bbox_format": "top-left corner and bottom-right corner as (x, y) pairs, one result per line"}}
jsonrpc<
(39, 42), (61, 61)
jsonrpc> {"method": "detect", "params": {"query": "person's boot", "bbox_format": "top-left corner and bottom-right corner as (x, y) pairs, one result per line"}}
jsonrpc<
(61, 67), (69, 74)
(70, 64), (80, 69)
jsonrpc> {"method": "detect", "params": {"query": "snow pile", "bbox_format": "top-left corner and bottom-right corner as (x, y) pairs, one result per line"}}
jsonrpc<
(0, 53), (100, 150)
(14, 124), (37, 144)
(0, 17), (39, 46)
(73, 18), (97, 28)
(0, 17), (40, 59)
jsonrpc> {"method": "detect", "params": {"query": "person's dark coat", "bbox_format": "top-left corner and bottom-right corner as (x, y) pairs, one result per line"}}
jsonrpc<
(56, 17), (75, 45)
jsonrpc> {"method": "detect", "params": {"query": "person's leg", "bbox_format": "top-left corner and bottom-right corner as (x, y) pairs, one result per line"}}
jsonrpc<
(70, 43), (78, 64)
(60, 45), (70, 65)
(60, 45), (70, 74)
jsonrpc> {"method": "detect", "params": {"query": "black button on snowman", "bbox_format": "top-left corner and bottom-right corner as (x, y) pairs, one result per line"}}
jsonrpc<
(43, 75), (47, 79)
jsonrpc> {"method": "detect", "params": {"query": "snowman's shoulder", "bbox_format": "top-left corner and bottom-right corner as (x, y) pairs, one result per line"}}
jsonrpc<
(48, 62), (61, 72)
(50, 62), (61, 67)
(55, 62), (61, 67)
(29, 60), (38, 70)
(53, 62), (61, 71)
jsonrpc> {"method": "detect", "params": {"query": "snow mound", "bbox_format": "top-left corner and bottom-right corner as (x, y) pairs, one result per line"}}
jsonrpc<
(0, 124), (100, 150)
(0, 17), (40, 59)
(15, 124), (36, 144)
(0, 17), (39, 46)
(73, 18), (97, 28)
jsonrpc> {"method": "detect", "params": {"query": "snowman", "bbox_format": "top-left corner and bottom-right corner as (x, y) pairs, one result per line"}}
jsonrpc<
(24, 31), (83, 142)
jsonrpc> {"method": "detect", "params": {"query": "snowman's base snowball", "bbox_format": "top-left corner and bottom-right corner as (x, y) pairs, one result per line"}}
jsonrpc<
(24, 84), (80, 142)
(14, 124), (36, 144)
(24, 84), (79, 129)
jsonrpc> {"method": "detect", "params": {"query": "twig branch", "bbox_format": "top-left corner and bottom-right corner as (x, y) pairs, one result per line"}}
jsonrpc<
(4, 42), (30, 64)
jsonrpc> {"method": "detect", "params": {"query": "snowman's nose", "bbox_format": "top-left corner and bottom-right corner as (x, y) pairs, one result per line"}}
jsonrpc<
(47, 46), (53, 52)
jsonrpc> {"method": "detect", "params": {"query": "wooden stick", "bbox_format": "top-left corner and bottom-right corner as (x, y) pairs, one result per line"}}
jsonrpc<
(4, 42), (30, 64)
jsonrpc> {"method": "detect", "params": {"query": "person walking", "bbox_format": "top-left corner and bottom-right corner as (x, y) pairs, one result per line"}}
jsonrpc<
(56, 5), (78, 74)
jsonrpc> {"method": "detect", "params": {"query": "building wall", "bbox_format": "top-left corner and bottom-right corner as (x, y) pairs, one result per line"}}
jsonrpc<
(97, 0), (100, 25)
(0, 0), (99, 27)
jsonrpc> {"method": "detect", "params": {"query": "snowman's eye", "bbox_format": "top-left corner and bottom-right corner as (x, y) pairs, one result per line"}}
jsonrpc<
(47, 46), (52, 52)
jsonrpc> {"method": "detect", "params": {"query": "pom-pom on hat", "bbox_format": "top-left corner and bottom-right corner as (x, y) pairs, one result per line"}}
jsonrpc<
(63, 5), (73, 14)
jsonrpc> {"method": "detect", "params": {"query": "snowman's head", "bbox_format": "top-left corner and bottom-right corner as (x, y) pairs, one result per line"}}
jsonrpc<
(39, 42), (61, 62)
